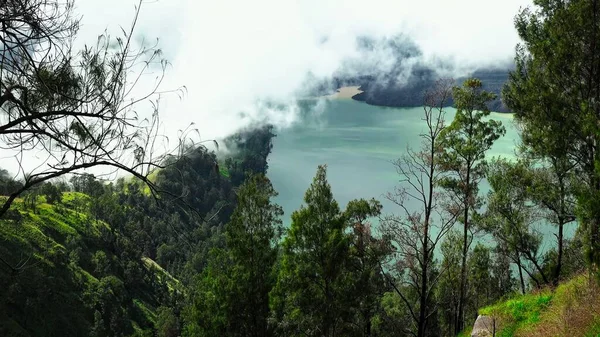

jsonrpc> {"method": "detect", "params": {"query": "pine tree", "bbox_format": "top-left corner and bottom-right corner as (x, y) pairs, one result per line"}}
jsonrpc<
(439, 78), (505, 333)
(269, 165), (351, 337)
(502, 0), (600, 276)
(345, 198), (391, 336)
(183, 174), (283, 337)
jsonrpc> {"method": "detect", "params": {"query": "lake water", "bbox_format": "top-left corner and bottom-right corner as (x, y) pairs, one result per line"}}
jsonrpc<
(268, 98), (520, 227)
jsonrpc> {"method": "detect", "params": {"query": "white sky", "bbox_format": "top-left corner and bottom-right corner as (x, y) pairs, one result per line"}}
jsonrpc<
(1, 0), (534, 177)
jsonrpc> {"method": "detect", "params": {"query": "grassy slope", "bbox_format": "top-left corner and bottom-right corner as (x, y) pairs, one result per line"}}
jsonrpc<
(467, 274), (600, 337)
(0, 192), (179, 336)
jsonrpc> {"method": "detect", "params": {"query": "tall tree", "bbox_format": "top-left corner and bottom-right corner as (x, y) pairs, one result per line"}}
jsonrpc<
(225, 174), (283, 337)
(467, 244), (494, 321)
(502, 0), (600, 274)
(183, 174), (283, 337)
(439, 78), (505, 334)
(381, 78), (457, 337)
(345, 198), (391, 336)
(269, 165), (351, 337)
(439, 237), (502, 334)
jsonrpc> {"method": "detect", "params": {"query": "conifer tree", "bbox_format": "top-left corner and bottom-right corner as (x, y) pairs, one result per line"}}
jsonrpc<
(439, 78), (505, 333)
(269, 165), (351, 337)
(184, 174), (283, 337)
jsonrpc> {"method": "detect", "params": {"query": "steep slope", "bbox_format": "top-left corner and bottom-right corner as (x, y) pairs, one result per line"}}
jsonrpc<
(464, 274), (600, 337)
(0, 193), (180, 337)
(0, 125), (277, 337)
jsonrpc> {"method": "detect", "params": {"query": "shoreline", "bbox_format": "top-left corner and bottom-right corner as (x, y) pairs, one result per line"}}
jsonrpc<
(318, 86), (512, 114)
(322, 86), (364, 99)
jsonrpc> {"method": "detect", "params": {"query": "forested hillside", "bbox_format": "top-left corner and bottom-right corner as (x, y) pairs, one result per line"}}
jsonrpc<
(0, 126), (276, 337)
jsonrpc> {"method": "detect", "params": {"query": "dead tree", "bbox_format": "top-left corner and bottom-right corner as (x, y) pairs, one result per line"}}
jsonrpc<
(380, 78), (458, 337)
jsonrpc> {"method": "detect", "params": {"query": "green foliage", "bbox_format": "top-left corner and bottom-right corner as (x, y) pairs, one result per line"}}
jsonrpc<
(439, 77), (505, 334)
(480, 290), (552, 337)
(437, 230), (463, 336)
(376, 292), (414, 336)
(0, 168), (23, 196)
(503, 0), (600, 275)
(0, 194), (173, 337)
(456, 328), (472, 337)
(440, 78), (505, 212)
(344, 198), (392, 336)
(223, 125), (276, 186)
(155, 306), (179, 337)
(269, 166), (392, 336)
(438, 233), (511, 336)
(269, 165), (351, 336)
(70, 174), (105, 198)
(41, 183), (62, 204)
(183, 174), (283, 337)
(483, 158), (549, 289)
(0, 126), (273, 337)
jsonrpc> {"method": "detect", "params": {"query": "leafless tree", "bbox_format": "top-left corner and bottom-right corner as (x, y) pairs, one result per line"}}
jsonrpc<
(380, 78), (458, 337)
(0, 0), (205, 219)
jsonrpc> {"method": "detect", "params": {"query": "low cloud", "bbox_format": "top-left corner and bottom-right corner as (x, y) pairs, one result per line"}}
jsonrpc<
(55, 0), (535, 158)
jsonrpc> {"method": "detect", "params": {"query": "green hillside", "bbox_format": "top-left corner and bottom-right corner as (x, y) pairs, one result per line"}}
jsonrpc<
(0, 126), (277, 337)
(0, 193), (179, 337)
(461, 274), (600, 337)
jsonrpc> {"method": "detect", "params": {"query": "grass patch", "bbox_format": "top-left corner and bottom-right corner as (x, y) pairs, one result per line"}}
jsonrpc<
(522, 274), (600, 337)
(133, 298), (157, 324)
(142, 256), (181, 292)
(585, 318), (600, 337)
(62, 191), (91, 206)
(457, 327), (472, 337)
(470, 274), (600, 337)
(479, 289), (553, 337)
(219, 166), (230, 178)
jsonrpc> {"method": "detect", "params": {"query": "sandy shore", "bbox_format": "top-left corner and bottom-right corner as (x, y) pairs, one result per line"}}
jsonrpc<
(323, 86), (364, 99)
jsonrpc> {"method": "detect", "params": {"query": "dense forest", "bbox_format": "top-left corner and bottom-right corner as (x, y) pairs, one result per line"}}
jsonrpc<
(1, 0), (600, 336)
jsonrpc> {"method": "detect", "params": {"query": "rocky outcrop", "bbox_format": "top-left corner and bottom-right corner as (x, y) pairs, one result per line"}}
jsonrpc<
(471, 315), (498, 337)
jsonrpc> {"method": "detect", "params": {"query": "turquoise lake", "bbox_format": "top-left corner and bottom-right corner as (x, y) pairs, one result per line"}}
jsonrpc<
(268, 98), (520, 227)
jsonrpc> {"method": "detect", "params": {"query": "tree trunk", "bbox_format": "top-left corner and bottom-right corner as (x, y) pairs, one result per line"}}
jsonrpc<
(418, 252), (428, 337)
(457, 166), (471, 335)
(516, 253), (526, 294)
(592, 0), (600, 278)
(554, 221), (564, 287)
(592, 164), (600, 274)
(418, 207), (430, 337)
